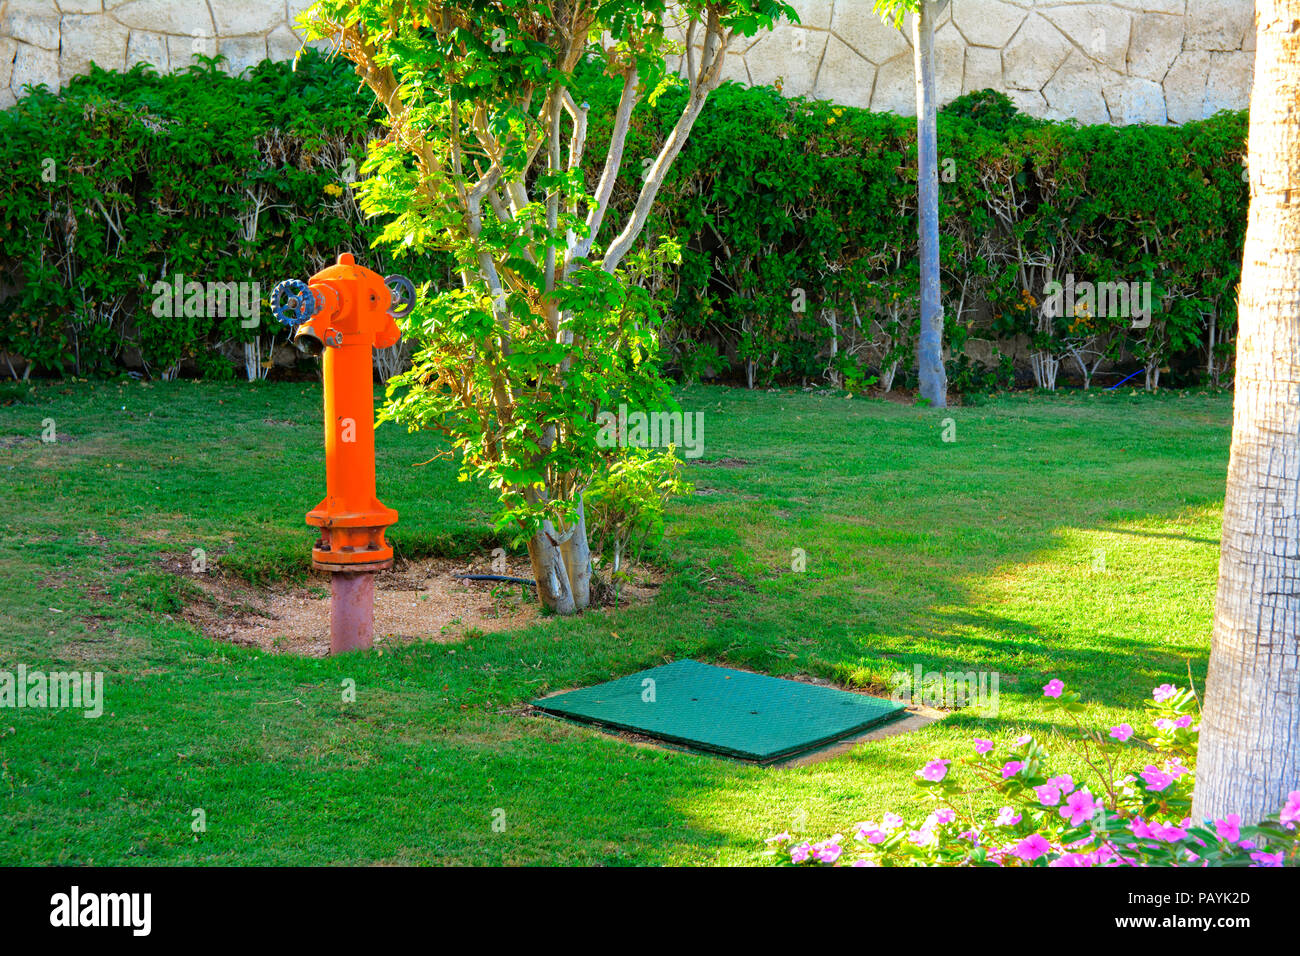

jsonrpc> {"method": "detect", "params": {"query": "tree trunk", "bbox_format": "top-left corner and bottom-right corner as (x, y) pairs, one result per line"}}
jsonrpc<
(528, 521), (578, 616)
(913, 1), (947, 408)
(827, 309), (841, 387)
(1206, 309), (1218, 386)
(1144, 360), (1160, 392)
(559, 495), (591, 610)
(526, 499), (592, 615)
(1192, 0), (1300, 825)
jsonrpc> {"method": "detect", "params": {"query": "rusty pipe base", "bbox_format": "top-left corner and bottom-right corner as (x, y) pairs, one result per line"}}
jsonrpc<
(330, 571), (375, 654)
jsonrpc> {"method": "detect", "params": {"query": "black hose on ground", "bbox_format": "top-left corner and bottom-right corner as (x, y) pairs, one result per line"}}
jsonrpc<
(453, 573), (536, 586)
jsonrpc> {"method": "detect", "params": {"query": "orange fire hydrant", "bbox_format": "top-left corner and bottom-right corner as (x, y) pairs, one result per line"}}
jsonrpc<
(272, 253), (415, 654)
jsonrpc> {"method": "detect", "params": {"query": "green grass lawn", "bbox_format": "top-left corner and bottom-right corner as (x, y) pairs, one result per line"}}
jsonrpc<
(0, 380), (1230, 865)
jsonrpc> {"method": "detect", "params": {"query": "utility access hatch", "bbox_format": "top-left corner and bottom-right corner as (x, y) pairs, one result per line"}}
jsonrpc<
(532, 660), (906, 763)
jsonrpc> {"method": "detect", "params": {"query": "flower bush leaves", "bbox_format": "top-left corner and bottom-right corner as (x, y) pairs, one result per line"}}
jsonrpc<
(769, 680), (1300, 867)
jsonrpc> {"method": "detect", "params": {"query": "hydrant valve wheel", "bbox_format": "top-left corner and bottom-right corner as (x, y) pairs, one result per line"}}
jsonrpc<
(271, 278), (319, 328)
(384, 274), (417, 320)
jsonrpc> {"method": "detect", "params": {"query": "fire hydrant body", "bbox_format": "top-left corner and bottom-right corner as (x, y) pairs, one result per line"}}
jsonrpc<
(272, 253), (414, 654)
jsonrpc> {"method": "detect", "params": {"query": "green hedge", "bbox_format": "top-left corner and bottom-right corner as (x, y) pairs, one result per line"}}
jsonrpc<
(591, 80), (1247, 390)
(0, 53), (1247, 390)
(0, 52), (451, 380)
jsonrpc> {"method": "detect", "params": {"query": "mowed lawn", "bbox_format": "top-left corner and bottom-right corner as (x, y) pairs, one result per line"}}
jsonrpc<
(0, 380), (1230, 865)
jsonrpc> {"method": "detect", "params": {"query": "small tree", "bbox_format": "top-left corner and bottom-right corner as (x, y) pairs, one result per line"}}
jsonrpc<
(300, 1), (794, 614)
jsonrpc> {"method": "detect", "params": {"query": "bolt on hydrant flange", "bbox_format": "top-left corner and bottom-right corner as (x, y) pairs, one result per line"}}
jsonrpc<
(272, 253), (415, 654)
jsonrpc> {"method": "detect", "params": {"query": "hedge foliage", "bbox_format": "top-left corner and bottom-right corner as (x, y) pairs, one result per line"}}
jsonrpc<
(0, 51), (450, 380)
(0, 52), (1247, 390)
(591, 79), (1248, 391)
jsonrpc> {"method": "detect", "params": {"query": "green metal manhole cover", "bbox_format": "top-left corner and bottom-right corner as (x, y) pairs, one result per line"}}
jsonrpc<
(532, 660), (907, 763)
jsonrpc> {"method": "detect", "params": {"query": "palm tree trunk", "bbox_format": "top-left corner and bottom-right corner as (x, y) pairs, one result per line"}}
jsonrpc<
(1192, 0), (1300, 824)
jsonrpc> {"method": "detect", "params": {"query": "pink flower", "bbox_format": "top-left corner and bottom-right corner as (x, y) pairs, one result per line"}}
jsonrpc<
(973, 738), (994, 754)
(995, 807), (1022, 827)
(1167, 759), (1191, 779)
(1215, 815), (1241, 844)
(1174, 714), (1193, 729)
(1152, 823), (1188, 843)
(1152, 683), (1177, 703)
(882, 813), (905, 830)
(812, 836), (843, 864)
(909, 828), (936, 847)
(1153, 718), (1175, 732)
(1034, 784), (1063, 807)
(853, 821), (888, 844)
(1049, 852), (1094, 867)
(1109, 723), (1134, 742)
(1011, 834), (1051, 861)
(1250, 850), (1284, 867)
(1047, 774), (1075, 793)
(849, 859), (877, 867)
(1060, 789), (1099, 826)
(958, 829), (980, 844)
(1129, 818), (1154, 840)
(789, 842), (812, 864)
(1001, 760), (1025, 779)
(1140, 765), (1174, 792)
(1043, 678), (1064, 698)
(930, 808), (957, 825)
(917, 758), (951, 782)
(1093, 843), (1121, 866)
(1015, 734), (1032, 746)
(1280, 791), (1300, 829)
(765, 831), (791, 844)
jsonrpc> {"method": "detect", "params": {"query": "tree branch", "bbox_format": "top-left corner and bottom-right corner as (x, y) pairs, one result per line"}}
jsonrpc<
(601, 10), (727, 273)
(570, 67), (638, 264)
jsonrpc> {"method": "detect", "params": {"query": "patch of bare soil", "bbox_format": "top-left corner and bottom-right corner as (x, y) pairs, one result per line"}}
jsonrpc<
(701, 457), (754, 467)
(0, 433), (75, 448)
(180, 554), (663, 657)
(873, 387), (966, 406)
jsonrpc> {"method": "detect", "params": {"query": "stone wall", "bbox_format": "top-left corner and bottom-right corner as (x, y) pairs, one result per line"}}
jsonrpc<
(0, 1), (316, 108)
(715, 0), (1256, 124)
(3, 0), (1256, 123)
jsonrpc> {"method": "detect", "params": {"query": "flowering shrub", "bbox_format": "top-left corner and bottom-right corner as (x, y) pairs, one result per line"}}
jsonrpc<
(767, 680), (1300, 867)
